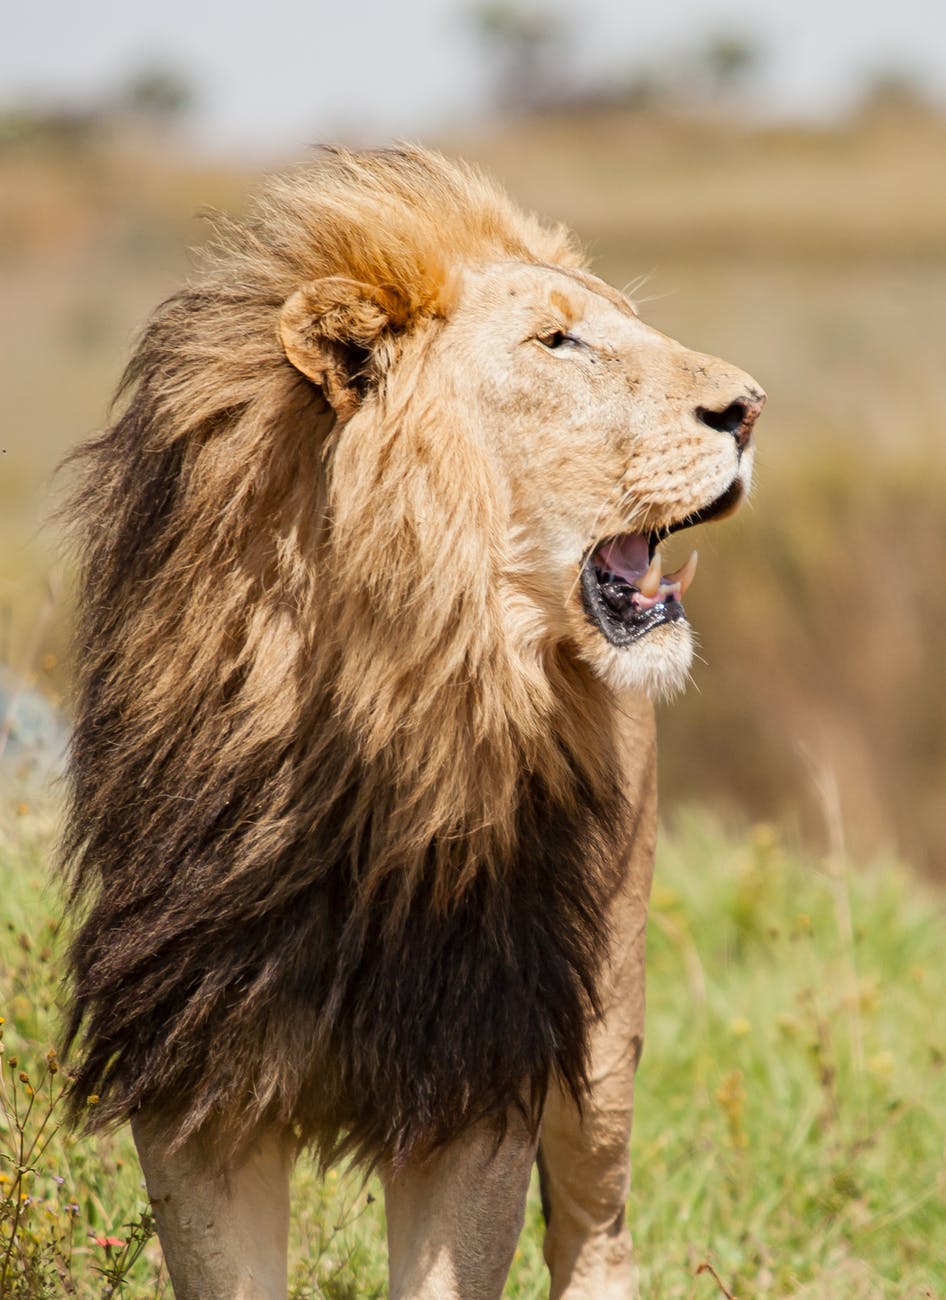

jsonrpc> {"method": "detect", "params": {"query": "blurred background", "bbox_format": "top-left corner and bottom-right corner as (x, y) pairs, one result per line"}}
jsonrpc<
(2, 0), (945, 876)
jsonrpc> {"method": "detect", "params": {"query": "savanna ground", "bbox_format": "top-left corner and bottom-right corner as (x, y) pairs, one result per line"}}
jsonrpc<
(1, 104), (945, 1294)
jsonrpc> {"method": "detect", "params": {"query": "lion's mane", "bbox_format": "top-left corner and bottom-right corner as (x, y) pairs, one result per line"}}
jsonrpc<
(62, 148), (633, 1166)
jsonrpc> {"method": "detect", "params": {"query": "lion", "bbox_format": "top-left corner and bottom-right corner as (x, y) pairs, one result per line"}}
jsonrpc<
(61, 146), (764, 1299)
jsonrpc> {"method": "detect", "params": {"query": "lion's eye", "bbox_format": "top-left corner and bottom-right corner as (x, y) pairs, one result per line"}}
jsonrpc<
(536, 329), (582, 352)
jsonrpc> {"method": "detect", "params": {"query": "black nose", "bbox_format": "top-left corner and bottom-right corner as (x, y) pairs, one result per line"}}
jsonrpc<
(696, 391), (766, 452)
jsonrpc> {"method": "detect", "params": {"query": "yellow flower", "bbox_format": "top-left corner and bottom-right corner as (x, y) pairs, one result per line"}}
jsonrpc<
(868, 1051), (895, 1082)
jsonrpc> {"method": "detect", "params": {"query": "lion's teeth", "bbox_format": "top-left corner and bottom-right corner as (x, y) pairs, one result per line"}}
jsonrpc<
(664, 550), (698, 596)
(637, 551), (662, 598)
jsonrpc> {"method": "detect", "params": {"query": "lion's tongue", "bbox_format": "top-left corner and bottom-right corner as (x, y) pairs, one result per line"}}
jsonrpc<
(596, 534), (650, 585)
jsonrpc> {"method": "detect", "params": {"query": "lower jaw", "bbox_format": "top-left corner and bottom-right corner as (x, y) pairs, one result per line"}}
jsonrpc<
(573, 562), (694, 699)
(579, 561), (689, 647)
(590, 619), (694, 700)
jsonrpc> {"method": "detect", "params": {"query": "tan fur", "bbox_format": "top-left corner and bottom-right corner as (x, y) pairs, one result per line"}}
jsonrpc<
(61, 147), (763, 1296)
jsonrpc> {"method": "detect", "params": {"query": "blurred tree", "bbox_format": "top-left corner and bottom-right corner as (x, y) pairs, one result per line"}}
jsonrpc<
(857, 66), (935, 118)
(0, 107), (103, 153)
(472, 2), (572, 112)
(616, 30), (766, 117)
(700, 33), (761, 95)
(619, 68), (668, 113)
(118, 65), (195, 124)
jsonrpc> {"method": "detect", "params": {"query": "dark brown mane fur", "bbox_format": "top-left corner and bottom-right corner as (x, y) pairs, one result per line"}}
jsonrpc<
(61, 146), (630, 1166)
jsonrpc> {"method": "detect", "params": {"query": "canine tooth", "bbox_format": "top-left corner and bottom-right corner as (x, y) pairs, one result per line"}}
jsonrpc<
(664, 550), (699, 596)
(637, 551), (662, 598)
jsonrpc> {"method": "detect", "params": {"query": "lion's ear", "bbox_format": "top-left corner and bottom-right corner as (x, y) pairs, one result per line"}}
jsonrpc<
(279, 277), (411, 421)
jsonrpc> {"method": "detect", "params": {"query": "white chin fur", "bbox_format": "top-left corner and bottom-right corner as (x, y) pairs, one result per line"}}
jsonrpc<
(590, 622), (694, 701)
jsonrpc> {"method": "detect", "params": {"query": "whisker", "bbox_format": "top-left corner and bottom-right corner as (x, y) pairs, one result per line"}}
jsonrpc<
(621, 269), (656, 303)
(564, 497), (612, 605)
(634, 287), (677, 308)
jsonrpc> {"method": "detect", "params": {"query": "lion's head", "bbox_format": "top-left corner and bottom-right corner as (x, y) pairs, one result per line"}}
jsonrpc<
(275, 154), (763, 708)
(62, 147), (763, 1163)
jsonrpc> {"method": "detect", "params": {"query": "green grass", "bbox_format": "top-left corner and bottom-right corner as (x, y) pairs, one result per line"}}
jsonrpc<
(1, 785), (943, 1297)
(632, 816), (945, 1297)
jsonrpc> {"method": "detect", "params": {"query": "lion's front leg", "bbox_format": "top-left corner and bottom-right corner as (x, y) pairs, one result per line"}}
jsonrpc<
(382, 1113), (538, 1300)
(539, 781), (655, 1300)
(538, 1039), (640, 1300)
(132, 1113), (293, 1300)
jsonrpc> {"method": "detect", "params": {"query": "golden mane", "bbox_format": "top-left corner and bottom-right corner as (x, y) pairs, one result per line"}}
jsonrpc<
(144, 146), (583, 439)
(61, 147), (624, 1166)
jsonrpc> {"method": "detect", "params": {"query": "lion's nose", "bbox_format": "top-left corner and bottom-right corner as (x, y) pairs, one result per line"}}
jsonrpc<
(696, 389), (766, 452)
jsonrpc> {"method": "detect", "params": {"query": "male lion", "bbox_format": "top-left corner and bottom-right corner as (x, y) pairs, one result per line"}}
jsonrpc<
(62, 147), (763, 1299)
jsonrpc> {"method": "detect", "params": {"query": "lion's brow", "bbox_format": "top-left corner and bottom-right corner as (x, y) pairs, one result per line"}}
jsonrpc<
(536, 263), (638, 318)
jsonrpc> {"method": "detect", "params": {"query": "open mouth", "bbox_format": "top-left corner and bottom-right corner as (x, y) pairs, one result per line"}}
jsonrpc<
(580, 479), (744, 647)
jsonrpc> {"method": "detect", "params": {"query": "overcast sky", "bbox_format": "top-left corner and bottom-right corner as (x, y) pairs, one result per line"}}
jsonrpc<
(5, 0), (946, 155)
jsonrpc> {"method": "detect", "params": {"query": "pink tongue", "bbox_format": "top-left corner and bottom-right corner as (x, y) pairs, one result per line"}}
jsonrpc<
(596, 534), (650, 584)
